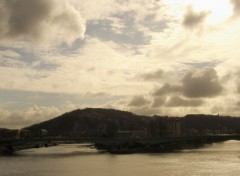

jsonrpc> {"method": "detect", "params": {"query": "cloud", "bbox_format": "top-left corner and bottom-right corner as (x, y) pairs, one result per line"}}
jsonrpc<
(0, 105), (61, 129)
(140, 69), (165, 81)
(153, 83), (182, 96)
(152, 68), (223, 98)
(0, 49), (21, 59)
(183, 7), (208, 28)
(83, 92), (110, 98)
(0, 49), (25, 68)
(128, 106), (161, 116)
(234, 70), (240, 93)
(182, 68), (223, 98)
(0, 0), (85, 46)
(27, 94), (44, 101)
(151, 97), (166, 108)
(237, 84), (240, 93)
(82, 0), (167, 46)
(86, 14), (150, 46)
(182, 60), (221, 69)
(166, 96), (204, 107)
(128, 95), (150, 107)
(231, 0), (240, 16)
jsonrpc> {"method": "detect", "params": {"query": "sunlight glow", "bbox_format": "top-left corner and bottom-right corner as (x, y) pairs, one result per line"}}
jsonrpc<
(188, 0), (233, 24)
(164, 0), (233, 25)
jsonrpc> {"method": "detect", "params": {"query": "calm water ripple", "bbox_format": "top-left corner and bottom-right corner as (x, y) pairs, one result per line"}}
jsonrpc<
(0, 140), (240, 176)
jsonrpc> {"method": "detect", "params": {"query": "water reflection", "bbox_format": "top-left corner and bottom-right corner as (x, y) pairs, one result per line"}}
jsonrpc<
(17, 143), (102, 158)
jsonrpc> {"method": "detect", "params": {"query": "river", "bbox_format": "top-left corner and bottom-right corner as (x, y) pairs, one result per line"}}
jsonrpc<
(0, 140), (240, 176)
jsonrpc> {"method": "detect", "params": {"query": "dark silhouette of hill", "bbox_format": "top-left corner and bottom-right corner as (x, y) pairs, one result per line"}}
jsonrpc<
(0, 128), (18, 139)
(0, 128), (8, 131)
(24, 108), (240, 137)
(183, 114), (240, 133)
(25, 108), (151, 137)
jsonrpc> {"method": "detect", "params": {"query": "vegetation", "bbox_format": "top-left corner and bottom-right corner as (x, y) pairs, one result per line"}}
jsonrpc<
(24, 108), (150, 137)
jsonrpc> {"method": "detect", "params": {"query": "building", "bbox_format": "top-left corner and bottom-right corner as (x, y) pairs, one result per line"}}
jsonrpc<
(116, 129), (149, 138)
(149, 117), (182, 137)
(165, 118), (182, 137)
(16, 129), (31, 139)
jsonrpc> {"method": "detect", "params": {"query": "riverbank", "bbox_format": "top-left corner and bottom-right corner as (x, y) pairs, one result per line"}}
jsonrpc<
(0, 142), (58, 156)
(93, 137), (231, 154)
(1, 135), (239, 155)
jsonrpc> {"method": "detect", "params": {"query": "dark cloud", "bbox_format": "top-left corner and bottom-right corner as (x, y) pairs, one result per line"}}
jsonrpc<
(237, 83), (240, 93)
(5, 0), (53, 38)
(151, 97), (166, 108)
(182, 68), (223, 98)
(153, 83), (182, 96)
(236, 81), (240, 94)
(128, 95), (149, 107)
(152, 68), (223, 100)
(166, 96), (204, 107)
(141, 69), (165, 81)
(231, 0), (240, 15)
(233, 70), (240, 93)
(183, 7), (208, 28)
(236, 101), (240, 106)
(0, 0), (85, 44)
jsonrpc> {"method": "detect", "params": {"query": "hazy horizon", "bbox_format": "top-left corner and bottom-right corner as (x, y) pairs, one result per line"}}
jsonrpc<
(1, 0), (240, 128)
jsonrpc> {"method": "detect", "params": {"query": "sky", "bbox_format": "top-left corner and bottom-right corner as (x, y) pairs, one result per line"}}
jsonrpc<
(1, 0), (240, 128)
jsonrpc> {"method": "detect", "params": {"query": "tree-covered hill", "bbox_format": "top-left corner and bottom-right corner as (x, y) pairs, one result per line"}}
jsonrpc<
(25, 108), (151, 137)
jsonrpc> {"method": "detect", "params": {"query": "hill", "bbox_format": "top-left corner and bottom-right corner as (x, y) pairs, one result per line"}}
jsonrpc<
(25, 108), (151, 137)
(183, 114), (240, 134)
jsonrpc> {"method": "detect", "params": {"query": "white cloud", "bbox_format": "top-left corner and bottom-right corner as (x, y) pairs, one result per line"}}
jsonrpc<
(0, 105), (61, 129)
(0, 49), (21, 59)
(71, 0), (164, 21)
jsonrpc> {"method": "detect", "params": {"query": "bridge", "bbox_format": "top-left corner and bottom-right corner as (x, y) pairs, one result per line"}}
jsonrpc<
(1, 134), (240, 155)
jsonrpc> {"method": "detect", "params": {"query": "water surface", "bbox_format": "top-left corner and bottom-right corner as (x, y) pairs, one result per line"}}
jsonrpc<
(0, 140), (240, 176)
